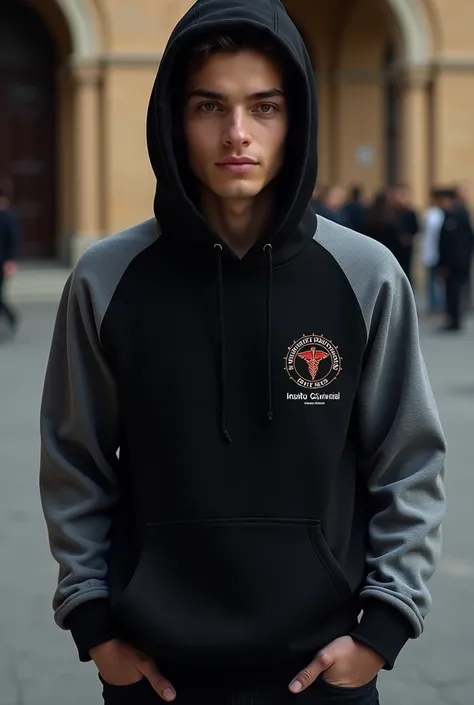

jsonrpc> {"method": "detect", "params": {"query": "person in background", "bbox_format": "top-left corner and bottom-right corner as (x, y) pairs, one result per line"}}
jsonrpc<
(438, 187), (474, 332)
(324, 185), (349, 226)
(454, 184), (473, 313)
(363, 190), (403, 263)
(343, 185), (366, 233)
(312, 186), (348, 227)
(311, 184), (332, 219)
(0, 188), (19, 335)
(421, 188), (445, 318)
(389, 184), (419, 284)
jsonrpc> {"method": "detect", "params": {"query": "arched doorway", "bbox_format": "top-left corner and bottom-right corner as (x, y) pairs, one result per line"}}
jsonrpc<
(284, 0), (432, 201)
(0, 2), (58, 258)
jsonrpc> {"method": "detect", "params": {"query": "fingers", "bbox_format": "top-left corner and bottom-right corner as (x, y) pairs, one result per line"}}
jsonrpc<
(289, 648), (335, 693)
(135, 657), (176, 701)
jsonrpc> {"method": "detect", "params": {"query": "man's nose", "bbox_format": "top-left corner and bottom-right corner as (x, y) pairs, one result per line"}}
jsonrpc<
(223, 107), (252, 147)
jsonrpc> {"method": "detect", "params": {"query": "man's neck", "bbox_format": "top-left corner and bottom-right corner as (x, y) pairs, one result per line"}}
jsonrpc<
(200, 188), (274, 258)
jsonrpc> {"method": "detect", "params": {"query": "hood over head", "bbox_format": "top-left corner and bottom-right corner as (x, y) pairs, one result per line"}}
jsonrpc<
(147, 0), (318, 265)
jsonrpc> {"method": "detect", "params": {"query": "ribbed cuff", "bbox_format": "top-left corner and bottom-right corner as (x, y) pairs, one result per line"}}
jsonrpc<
(350, 599), (414, 670)
(64, 599), (119, 662)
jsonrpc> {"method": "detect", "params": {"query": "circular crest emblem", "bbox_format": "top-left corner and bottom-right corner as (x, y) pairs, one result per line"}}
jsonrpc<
(285, 334), (342, 389)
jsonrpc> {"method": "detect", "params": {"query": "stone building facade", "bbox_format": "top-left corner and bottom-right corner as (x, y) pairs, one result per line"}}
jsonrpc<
(1, 0), (474, 262)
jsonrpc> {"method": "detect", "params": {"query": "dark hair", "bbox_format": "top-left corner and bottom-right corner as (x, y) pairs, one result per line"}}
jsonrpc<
(350, 185), (362, 201)
(171, 29), (291, 132)
(184, 30), (291, 91)
(432, 186), (457, 200)
(365, 190), (395, 230)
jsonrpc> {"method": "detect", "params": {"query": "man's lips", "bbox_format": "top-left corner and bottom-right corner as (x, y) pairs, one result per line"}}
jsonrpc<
(216, 157), (259, 172)
(217, 157), (258, 165)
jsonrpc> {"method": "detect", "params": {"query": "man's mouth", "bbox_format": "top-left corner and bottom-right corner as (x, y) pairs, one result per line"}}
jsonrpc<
(216, 157), (258, 172)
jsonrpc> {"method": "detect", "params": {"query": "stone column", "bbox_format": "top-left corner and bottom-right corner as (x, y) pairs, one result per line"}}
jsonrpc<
(399, 66), (432, 291)
(72, 64), (102, 262)
(400, 66), (431, 208)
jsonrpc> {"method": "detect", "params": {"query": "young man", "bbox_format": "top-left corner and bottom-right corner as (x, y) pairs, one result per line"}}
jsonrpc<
(40, 1), (446, 704)
(0, 188), (19, 335)
(437, 187), (474, 332)
(343, 186), (366, 233)
(388, 184), (420, 283)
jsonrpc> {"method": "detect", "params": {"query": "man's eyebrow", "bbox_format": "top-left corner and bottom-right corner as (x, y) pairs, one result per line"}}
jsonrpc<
(188, 89), (226, 100)
(188, 88), (285, 101)
(247, 89), (285, 100)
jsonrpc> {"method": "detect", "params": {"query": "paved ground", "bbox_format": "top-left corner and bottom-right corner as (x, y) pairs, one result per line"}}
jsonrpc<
(0, 294), (473, 705)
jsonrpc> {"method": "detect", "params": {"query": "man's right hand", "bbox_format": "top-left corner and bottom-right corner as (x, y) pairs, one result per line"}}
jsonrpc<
(90, 639), (176, 701)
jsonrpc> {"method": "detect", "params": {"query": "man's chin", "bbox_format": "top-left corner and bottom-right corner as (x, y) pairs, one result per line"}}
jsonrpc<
(213, 185), (263, 200)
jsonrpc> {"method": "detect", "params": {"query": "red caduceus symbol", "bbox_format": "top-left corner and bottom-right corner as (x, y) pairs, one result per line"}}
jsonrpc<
(297, 347), (329, 381)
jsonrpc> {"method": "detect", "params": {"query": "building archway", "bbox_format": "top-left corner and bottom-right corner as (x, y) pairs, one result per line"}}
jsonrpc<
(0, 2), (62, 258)
(0, 0), (103, 261)
(53, 0), (101, 62)
(385, 0), (431, 65)
(284, 0), (433, 203)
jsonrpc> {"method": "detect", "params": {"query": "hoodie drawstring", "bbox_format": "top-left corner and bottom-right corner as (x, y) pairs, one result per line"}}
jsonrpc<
(214, 242), (274, 443)
(263, 243), (274, 421)
(214, 244), (232, 444)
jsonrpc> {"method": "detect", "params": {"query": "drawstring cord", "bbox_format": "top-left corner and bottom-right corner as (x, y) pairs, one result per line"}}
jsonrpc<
(263, 244), (274, 422)
(214, 242), (274, 443)
(214, 244), (232, 444)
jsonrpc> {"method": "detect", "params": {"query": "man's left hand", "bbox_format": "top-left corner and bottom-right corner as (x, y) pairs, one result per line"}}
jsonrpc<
(288, 636), (385, 693)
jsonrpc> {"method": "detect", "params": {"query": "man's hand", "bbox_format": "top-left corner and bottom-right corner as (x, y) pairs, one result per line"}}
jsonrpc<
(90, 639), (176, 701)
(288, 636), (385, 693)
(3, 261), (17, 278)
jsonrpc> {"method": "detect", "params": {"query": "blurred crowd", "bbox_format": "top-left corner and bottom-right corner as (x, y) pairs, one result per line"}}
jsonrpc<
(312, 183), (474, 333)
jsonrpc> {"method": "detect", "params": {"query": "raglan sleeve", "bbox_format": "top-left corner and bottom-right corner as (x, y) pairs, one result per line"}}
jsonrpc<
(39, 265), (121, 662)
(350, 261), (447, 669)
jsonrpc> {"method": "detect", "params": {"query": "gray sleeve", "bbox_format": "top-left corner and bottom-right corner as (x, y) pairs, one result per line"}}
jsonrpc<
(316, 218), (447, 638)
(39, 220), (158, 629)
(40, 268), (120, 628)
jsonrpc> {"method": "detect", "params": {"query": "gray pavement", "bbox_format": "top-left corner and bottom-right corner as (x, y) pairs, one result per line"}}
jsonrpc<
(0, 297), (473, 705)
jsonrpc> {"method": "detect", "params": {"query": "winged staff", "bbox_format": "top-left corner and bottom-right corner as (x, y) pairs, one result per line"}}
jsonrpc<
(297, 347), (329, 381)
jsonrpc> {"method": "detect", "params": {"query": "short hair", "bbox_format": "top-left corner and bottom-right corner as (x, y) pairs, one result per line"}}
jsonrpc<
(435, 187), (457, 200)
(350, 185), (362, 200)
(187, 31), (287, 78)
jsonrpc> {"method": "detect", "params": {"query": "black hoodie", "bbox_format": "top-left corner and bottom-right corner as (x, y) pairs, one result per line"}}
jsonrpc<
(40, 0), (446, 686)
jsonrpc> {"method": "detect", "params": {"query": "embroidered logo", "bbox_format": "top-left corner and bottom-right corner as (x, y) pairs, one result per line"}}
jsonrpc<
(285, 334), (342, 396)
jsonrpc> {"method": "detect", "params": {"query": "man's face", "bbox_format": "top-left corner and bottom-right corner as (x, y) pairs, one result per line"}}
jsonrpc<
(183, 49), (288, 201)
(326, 186), (345, 211)
(439, 196), (454, 211)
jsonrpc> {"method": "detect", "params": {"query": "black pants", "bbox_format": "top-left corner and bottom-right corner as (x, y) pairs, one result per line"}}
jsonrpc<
(0, 270), (16, 329)
(445, 268), (468, 330)
(100, 676), (379, 705)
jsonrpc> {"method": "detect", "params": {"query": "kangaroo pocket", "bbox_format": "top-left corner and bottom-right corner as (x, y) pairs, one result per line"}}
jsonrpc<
(112, 518), (353, 667)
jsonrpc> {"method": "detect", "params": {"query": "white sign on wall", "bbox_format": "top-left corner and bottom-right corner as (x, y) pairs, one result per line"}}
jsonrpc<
(355, 144), (375, 167)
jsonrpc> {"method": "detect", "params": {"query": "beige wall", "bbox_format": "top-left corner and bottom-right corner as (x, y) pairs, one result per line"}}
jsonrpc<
(434, 70), (474, 195)
(103, 65), (157, 234)
(30, 0), (474, 261)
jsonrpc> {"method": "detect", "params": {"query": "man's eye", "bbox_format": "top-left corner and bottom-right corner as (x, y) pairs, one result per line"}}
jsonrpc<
(199, 102), (218, 112)
(256, 103), (277, 115)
